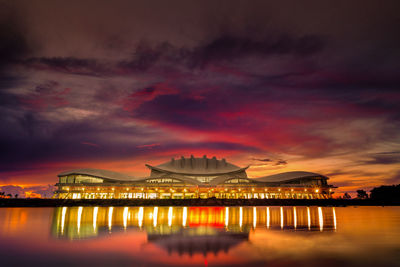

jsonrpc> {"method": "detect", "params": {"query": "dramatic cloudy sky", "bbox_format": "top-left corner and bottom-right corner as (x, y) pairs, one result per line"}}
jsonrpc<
(0, 0), (399, 197)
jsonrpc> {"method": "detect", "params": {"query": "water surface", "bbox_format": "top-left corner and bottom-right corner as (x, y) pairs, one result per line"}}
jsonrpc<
(0, 206), (399, 266)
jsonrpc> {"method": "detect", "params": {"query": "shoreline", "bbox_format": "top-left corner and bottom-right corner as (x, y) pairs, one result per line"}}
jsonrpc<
(0, 198), (399, 207)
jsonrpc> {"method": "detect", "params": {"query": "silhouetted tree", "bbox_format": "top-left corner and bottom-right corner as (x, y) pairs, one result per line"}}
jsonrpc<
(356, 190), (368, 199)
(6, 193), (12, 198)
(14, 194), (18, 198)
(370, 185), (400, 201)
(343, 192), (351, 199)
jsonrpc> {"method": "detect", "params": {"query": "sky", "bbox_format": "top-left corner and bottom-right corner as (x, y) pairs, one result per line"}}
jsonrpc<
(0, 0), (399, 197)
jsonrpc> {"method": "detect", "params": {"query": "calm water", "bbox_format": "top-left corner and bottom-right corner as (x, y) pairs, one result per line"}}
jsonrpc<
(0, 206), (399, 267)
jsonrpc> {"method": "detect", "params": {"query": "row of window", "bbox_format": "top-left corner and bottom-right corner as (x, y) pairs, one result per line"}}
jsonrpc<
(59, 175), (103, 184)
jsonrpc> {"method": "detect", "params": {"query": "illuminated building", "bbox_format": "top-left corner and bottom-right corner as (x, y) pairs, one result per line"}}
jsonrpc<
(55, 155), (335, 199)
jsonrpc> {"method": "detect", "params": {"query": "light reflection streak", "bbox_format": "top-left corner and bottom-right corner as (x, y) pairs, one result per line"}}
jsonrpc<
(61, 207), (67, 234)
(182, 207), (187, 227)
(54, 206), (338, 240)
(318, 207), (323, 231)
(138, 207), (144, 228)
(108, 207), (113, 231)
(93, 207), (98, 232)
(239, 207), (243, 228)
(225, 207), (229, 227)
(168, 207), (173, 227)
(123, 207), (128, 229)
(77, 206), (83, 234)
(153, 207), (158, 227)
(333, 207), (337, 230)
(253, 207), (257, 229)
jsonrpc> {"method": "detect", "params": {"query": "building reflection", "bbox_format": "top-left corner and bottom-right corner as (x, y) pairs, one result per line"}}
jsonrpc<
(52, 206), (337, 255)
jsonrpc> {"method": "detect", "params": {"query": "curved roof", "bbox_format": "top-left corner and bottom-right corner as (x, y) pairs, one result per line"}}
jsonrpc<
(58, 168), (136, 181)
(254, 171), (328, 183)
(147, 155), (248, 175)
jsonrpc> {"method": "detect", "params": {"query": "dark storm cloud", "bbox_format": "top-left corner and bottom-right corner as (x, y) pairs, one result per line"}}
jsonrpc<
(22, 32), (325, 76)
(360, 152), (400, 165)
(252, 158), (272, 162)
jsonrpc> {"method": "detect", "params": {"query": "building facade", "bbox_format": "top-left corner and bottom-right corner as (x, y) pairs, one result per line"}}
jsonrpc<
(55, 155), (335, 199)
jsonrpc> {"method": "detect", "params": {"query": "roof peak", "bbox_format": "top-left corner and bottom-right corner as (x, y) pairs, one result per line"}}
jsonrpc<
(148, 155), (244, 175)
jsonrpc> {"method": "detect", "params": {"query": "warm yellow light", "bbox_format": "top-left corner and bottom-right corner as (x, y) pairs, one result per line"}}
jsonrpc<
(304, 189), (307, 192)
(123, 207), (128, 229)
(182, 207), (187, 227)
(108, 207), (113, 231)
(61, 207), (67, 234)
(251, 188), (254, 192)
(97, 187), (100, 191)
(225, 207), (229, 227)
(280, 207), (284, 229)
(293, 207), (297, 229)
(307, 207), (311, 230)
(93, 207), (98, 232)
(239, 207), (243, 228)
(278, 188), (281, 192)
(253, 207), (257, 228)
(266, 207), (270, 228)
(168, 207), (173, 227)
(77, 206), (83, 234)
(291, 188), (294, 192)
(315, 189), (319, 193)
(138, 207), (144, 228)
(126, 188), (129, 191)
(112, 188), (115, 191)
(153, 207), (158, 227)
(318, 207), (323, 231)
(332, 207), (337, 230)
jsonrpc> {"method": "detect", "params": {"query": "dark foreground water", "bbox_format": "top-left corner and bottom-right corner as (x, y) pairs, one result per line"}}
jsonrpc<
(0, 206), (399, 267)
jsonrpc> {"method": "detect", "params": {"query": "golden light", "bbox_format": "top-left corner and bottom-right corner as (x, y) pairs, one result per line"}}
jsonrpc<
(108, 207), (113, 231)
(153, 207), (158, 227)
(93, 207), (98, 232)
(123, 207), (128, 229)
(318, 207), (323, 231)
(182, 207), (187, 227)
(61, 207), (67, 234)
(225, 207), (229, 227)
(332, 207), (337, 230)
(315, 189), (319, 193)
(137, 207), (143, 227)
(253, 206), (257, 228)
(168, 207), (173, 227)
(77, 206), (83, 234)
(239, 206), (243, 228)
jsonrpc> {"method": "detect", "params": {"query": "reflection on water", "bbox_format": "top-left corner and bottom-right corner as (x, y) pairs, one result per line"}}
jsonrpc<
(51, 206), (336, 255)
(1, 206), (400, 266)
